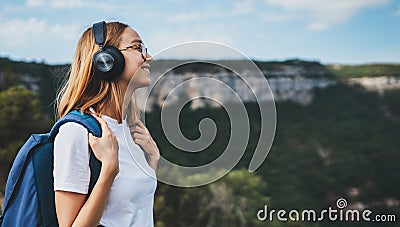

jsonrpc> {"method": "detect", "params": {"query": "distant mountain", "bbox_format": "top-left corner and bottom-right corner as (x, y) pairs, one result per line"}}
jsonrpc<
(1, 56), (400, 115)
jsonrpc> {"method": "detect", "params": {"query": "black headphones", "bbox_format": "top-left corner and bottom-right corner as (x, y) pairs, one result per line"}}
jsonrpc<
(92, 21), (125, 81)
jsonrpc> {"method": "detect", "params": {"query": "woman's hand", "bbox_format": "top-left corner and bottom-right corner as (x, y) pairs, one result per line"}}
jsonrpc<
(88, 115), (119, 177)
(130, 120), (160, 171)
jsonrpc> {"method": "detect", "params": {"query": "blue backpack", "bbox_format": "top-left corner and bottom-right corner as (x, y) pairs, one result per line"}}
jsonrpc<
(0, 110), (102, 227)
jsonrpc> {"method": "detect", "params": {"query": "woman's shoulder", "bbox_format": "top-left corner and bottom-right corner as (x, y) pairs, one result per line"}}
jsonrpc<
(54, 122), (89, 154)
(57, 122), (88, 139)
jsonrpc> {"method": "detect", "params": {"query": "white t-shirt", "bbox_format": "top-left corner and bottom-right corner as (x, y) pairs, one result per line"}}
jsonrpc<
(53, 115), (157, 227)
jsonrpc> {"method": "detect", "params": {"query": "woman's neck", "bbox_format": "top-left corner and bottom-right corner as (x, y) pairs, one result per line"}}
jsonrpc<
(101, 80), (131, 123)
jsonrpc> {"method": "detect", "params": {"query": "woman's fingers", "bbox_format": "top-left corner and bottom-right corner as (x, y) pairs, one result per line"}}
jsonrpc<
(130, 120), (159, 155)
(132, 132), (147, 140)
(88, 133), (96, 144)
(88, 115), (118, 157)
(135, 120), (148, 132)
(88, 133), (103, 160)
(93, 115), (110, 135)
(130, 125), (146, 134)
(133, 137), (145, 144)
(130, 120), (149, 134)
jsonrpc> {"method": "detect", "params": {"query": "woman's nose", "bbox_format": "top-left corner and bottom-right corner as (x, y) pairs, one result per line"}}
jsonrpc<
(146, 53), (153, 63)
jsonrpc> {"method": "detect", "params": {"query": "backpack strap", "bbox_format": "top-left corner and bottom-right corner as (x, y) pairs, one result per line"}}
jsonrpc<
(51, 110), (103, 195)
(49, 110), (102, 139)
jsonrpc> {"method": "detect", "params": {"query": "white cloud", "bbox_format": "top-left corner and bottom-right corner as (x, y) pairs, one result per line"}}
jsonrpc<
(49, 23), (81, 41)
(25, 0), (85, 9)
(397, 4), (400, 15)
(167, 0), (257, 23)
(168, 12), (205, 22)
(24, 0), (120, 12)
(26, 0), (45, 7)
(264, 0), (391, 30)
(167, 10), (235, 22)
(146, 24), (236, 59)
(232, 0), (255, 14)
(262, 11), (296, 22)
(0, 18), (81, 48)
(0, 17), (83, 63)
(51, 0), (84, 9)
(153, 41), (247, 61)
(0, 18), (46, 47)
(307, 21), (329, 30)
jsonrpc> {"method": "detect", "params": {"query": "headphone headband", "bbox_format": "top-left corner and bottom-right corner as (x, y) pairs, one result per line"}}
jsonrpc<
(93, 21), (106, 45)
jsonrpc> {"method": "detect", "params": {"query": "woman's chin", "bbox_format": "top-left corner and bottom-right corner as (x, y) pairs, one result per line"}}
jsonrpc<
(145, 78), (151, 87)
(135, 79), (151, 89)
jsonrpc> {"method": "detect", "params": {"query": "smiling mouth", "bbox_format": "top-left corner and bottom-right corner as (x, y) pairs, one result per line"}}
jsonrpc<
(141, 65), (150, 73)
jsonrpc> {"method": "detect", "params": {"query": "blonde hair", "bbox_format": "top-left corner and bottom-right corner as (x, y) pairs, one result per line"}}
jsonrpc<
(56, 22), (137, 124)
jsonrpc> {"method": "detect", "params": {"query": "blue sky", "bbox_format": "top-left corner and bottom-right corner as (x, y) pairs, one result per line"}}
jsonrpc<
(0, 0), (399, 64)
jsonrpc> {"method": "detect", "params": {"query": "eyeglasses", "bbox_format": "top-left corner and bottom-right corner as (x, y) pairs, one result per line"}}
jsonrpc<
(119, 42), (147, 60)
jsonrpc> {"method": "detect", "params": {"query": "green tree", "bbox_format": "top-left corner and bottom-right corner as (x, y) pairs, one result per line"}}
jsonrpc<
(0, 86), (52, 190)
(155, 169), (271, 227)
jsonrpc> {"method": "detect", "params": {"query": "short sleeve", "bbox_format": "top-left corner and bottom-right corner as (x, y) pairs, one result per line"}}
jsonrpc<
(53, 122), (90, 194)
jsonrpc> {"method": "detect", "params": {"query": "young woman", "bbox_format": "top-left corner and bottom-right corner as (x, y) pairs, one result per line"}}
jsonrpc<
(53, 21), (159, 226)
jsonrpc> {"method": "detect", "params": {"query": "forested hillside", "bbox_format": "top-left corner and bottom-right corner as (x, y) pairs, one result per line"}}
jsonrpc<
(1, 57), (399, 226)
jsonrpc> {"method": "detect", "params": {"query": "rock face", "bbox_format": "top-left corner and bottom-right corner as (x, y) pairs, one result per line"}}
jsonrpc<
(348, 76), (400, 94)
(133, 61), (400, 112)
(2, 57), (399, 113)
(135, 69), (337, 112)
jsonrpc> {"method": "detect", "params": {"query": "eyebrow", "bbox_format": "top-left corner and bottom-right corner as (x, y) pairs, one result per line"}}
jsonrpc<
(130, 39), (143, 44)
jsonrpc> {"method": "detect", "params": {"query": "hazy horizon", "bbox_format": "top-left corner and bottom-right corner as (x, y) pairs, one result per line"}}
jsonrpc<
(0, 0), (399, 65)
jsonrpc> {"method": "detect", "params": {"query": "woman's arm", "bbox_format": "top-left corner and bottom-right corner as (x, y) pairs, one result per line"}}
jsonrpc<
(55, 116), (119, 227)
(55, 164), (118, 227)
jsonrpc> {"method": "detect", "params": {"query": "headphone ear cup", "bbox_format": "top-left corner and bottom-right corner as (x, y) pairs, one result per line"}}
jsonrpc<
(92, 46), (125, 81)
